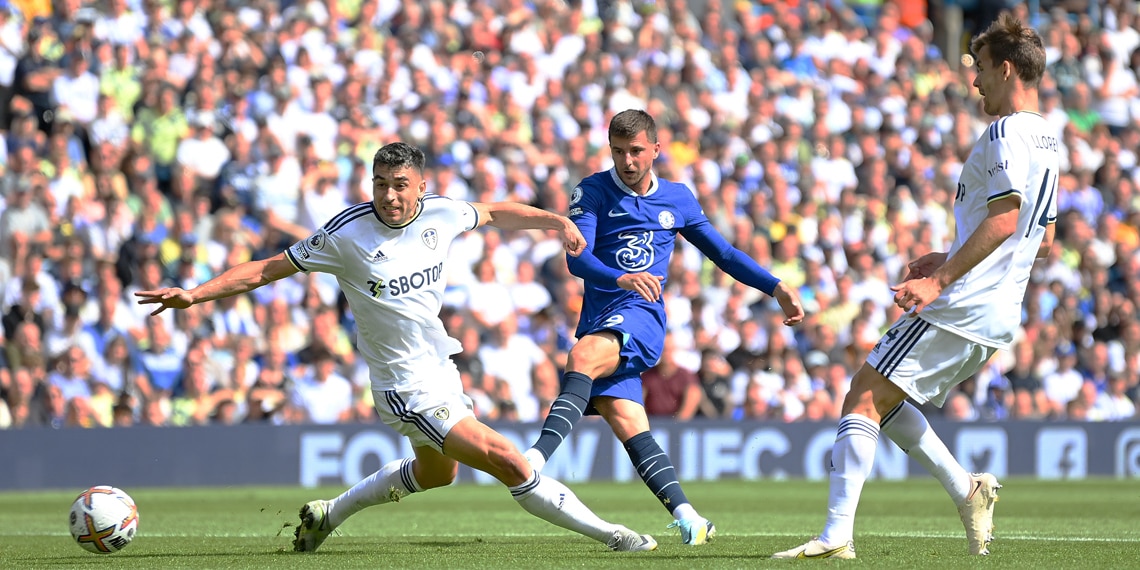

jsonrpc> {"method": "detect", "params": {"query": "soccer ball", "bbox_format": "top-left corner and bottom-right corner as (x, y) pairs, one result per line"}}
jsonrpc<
(68, 486), (139, 554)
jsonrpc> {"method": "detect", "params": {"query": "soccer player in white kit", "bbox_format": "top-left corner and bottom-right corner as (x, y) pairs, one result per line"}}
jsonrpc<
(774, 13), (1059, 559)
(137, 142), (658, 553)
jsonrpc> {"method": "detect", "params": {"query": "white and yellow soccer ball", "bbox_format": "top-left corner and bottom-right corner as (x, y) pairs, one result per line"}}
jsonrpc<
(68, 486), (139, 554)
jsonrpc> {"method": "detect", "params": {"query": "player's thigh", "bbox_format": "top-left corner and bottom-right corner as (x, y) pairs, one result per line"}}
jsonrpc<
(572, 303), (665, 380)
(866, 316), (997, 408)
(592, 395), (651, 441)
(842, 363), (910, 421)
(373, 360), (475, 453)
(567, 331), (622, 378)
(441, 416), (529, 487)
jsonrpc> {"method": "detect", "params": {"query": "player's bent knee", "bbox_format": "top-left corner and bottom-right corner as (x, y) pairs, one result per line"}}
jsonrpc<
(416, 464), (459, 489)
(492, 458), (530, 487)
(843, 365), (908, 418)
(411, 454), (460, 489)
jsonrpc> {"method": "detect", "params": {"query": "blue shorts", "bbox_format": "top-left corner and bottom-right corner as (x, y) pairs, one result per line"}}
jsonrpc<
(574, 301), (665, 412)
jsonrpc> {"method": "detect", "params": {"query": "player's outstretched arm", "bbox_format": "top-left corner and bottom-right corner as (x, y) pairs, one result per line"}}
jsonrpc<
(135, 253), (300, 316)
(472, 201), (585, 256)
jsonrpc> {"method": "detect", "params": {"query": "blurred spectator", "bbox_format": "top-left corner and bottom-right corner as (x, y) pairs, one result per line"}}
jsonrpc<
(92, 334), (146, 399)
(1092, 374), (1137, 420)
(285, 348), (352, 425)
(466, 255), (514, 328)
(695, 348), (734, 419)
(138, 316), (184, 396)
(508, 258), (552, 321)
(14, 17), (62, 134)
(0, 179), (52, 259)
(642, 333), (702, 420)
(47, 344), (92, 403)
(979, 377), (1012, 422)
(477, 313), (557, 422)
(3, 277), (45, 341)
(130, 84), (187, 192)
(52, 51), (99, 126)
(944, 390), (979, 422)
(140, 395), (170, 426)
(174, 111), (231, 199)
(1043, 341), (1085, 416)
(170, 354), (230, 426)
(244, 364), (289, 424)
(28, 382), (66, 428)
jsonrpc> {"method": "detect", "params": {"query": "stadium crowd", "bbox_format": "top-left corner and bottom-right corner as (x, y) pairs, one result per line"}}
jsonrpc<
(0, 0), (1137, 429)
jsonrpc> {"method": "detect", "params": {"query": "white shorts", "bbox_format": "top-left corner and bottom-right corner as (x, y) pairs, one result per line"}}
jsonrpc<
(866, 315), (997, 407)
(372, 359), (474, 452)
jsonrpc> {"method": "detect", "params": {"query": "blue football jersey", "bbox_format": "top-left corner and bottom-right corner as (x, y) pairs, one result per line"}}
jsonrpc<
(568, 169), (704, 337)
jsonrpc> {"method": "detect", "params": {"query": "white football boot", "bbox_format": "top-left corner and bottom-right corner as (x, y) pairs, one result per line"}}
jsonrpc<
(607, 527), (658, 551)
(293, 499), (334, 552)
(958, 472), (1001, 555)
(771, 538), (856, 559)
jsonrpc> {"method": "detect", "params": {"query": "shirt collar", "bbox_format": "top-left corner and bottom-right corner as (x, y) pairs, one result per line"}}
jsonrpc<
(608, 168), (659, 197)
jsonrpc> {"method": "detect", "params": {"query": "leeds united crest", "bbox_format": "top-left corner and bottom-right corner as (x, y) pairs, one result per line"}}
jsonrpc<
(422, 229), (438, 249)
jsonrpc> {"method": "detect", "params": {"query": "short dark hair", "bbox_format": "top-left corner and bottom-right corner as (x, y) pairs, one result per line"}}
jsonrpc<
(373, 142), (425, 174)
(970, 12), (1046, 87)
(608, 109), (657, 143)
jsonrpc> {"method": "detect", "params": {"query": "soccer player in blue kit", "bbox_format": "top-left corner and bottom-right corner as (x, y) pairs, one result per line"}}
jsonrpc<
(524, 110), (806, 544)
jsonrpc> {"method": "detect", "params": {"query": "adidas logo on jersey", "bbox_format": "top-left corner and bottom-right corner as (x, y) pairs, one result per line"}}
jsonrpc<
(371, 249), (389, 263)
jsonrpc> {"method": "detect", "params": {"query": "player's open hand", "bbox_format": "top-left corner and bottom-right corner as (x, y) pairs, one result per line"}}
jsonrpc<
(902, 252), (948, 281)
(773, 281), (805, 326)
(616, 272), (665, 302)
(135, 288), (194, 316)
(890, 277), (942, 314)
(560, 223), (587, 257)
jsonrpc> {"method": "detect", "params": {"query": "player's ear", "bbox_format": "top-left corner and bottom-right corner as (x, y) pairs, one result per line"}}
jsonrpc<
(653, 141), (660, 159)
(1002, 60), (1013, 81)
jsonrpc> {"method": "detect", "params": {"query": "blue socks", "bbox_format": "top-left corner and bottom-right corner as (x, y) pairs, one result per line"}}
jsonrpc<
(532, 372), (593, 460)
(624, 431), (689, 515)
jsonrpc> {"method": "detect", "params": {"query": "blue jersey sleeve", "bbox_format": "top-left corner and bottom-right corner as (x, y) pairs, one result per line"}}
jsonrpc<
(566, 182), (625, 286)
(680, 213), (781, 296)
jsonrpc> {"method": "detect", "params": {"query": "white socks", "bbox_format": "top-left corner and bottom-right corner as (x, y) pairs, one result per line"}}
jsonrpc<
(819, 414), (879, 546)
(510, 471), (616, 544)
(672, 503), (698, 521)
(326, 458), (421, 528)
(880, 401), (971, 504)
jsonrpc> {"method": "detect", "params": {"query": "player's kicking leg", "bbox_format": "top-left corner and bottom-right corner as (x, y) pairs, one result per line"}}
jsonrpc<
(880, 400), (1001, 555)
(528, 334), (623, 469)
(594, 397), (716, 546)
(293, 452), (446, 552)
(443, 416), (657, 551)
(295, 420), (657, 553)
(526, 370), (595, 471)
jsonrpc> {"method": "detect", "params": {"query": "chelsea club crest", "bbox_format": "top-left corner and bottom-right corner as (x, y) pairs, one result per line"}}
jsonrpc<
(422, 229), (438, 249)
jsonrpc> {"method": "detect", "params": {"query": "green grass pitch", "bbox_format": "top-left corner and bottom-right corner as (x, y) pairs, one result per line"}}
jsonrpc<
(2, 478), (1137, 569)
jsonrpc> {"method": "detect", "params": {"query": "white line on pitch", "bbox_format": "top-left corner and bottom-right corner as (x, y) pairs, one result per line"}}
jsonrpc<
(9, 530), (1140, 543)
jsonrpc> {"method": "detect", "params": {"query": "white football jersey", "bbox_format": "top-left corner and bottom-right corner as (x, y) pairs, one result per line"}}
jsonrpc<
(920, 112), (1060, 349)
(285, 195), (479, 390)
